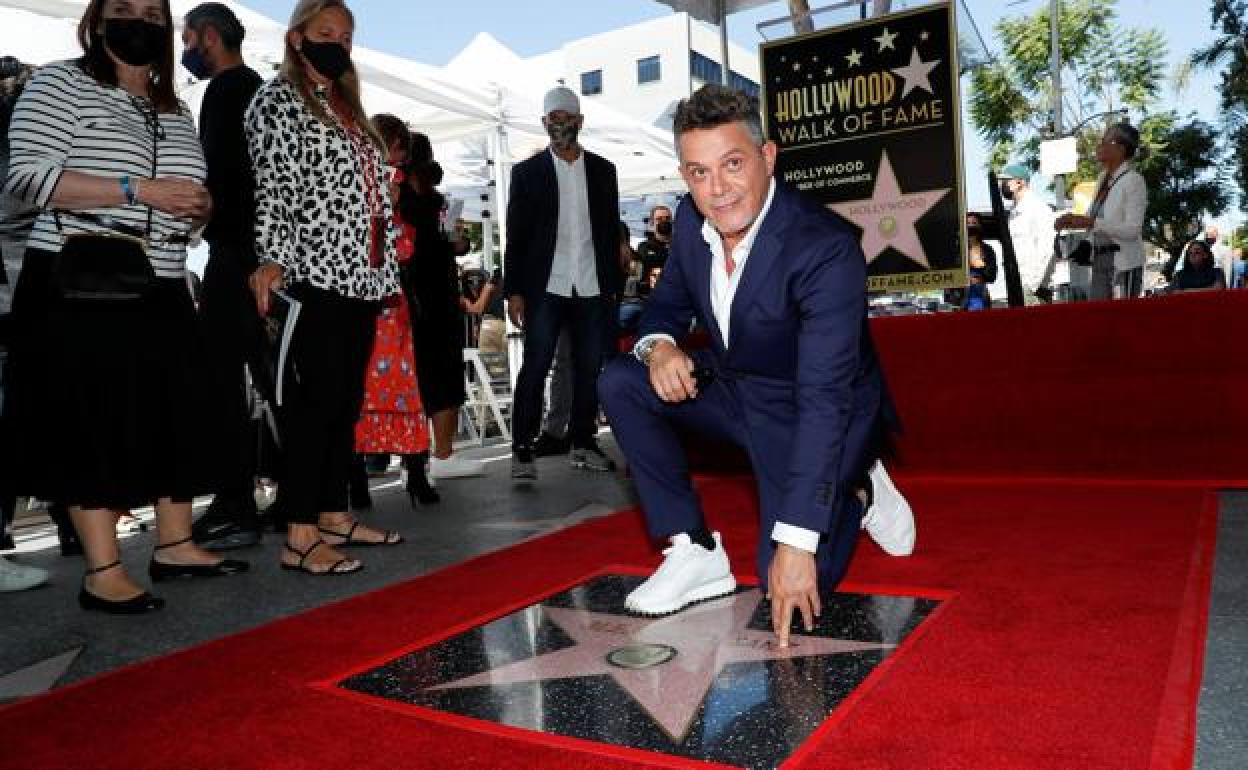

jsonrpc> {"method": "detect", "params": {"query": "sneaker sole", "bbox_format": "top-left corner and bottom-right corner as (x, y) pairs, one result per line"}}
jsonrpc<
(431, 469), (487, 480)
(625, 575), (737, 616)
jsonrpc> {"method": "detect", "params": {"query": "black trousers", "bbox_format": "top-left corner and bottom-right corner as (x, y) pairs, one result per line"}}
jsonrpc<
(276, 284), (377, 524)
(512, 292), (607, 450)
(200, 243), (265, 511)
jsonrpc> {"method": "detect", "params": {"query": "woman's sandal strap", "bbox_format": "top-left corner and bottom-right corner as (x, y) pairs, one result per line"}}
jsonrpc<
(84, 560), (122, 576)
(283, 540), (358, 574)
(153, 535), (194, 551)
(317, 521), (359, 542)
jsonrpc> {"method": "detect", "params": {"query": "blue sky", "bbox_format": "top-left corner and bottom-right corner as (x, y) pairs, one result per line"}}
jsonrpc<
(243, 0), (1228, 214)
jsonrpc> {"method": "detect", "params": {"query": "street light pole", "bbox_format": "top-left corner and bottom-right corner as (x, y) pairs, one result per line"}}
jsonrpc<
(1050, 0), (1065, 209)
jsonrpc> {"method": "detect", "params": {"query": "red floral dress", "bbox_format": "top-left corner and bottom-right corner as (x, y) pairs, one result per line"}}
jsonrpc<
(355, 219), (430, 454)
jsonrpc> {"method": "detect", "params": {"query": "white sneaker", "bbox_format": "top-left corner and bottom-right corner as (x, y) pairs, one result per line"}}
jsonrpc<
(0, 556), (49, 592)
(429, 455), (486, 480)
(624, 532), (736, 616)
(860, 461), (916, 556)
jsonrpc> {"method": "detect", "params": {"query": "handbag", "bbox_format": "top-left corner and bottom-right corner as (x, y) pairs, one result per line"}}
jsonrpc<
(50, 93), (168, 303)
(52, 226), (156, 302)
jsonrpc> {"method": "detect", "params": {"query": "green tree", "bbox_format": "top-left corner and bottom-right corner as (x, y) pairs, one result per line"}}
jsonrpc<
(1136, 115), (1229, 261)
(968, 0), (1167, 184)
(1194, 0), (1248, 215)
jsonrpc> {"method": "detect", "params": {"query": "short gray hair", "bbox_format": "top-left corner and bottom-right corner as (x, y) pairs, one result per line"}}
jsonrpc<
(1106, 122), (1140, 158)
(672, 84), (764, 155)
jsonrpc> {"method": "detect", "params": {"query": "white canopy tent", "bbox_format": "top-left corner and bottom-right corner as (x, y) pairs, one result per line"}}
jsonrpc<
(1, 2), (682, 238)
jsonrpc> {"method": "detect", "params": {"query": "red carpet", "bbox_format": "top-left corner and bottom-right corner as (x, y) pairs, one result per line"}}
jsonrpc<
(5, 294), (1236, 767)
(0, 476), (1215, 769)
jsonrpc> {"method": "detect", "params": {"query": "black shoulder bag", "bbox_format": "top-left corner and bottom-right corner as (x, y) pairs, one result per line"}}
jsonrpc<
(51, 94), (169, 302)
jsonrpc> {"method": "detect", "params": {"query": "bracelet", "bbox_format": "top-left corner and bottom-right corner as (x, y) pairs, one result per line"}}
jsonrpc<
(120, 176), (137, 206)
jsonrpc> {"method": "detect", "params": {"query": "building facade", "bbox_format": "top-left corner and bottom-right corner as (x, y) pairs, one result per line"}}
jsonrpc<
(527, 13), (762, 130)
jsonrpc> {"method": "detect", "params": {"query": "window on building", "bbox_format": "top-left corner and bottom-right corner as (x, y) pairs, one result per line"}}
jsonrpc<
(637, 55), (661, 84)
(580, 69), (602, 96)
(730, 71), (760, 99)
(689, 51), (722, 85)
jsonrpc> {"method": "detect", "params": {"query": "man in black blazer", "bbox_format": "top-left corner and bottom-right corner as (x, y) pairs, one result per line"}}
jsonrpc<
(504, 86), (622, 481)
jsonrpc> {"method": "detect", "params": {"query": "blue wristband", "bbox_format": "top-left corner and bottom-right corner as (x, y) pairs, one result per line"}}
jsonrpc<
(120, 176), (136, 205)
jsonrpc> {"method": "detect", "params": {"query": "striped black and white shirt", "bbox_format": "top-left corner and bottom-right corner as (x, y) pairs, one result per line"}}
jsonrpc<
(3, 60), (206, 279)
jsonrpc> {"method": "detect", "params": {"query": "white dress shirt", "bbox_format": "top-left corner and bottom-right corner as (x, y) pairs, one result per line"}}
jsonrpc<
(545, 148), (599, 297)
(634, 180), (822, 554)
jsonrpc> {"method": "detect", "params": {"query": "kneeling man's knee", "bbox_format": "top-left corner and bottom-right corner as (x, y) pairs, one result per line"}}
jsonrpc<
(598, 356), (647, 411)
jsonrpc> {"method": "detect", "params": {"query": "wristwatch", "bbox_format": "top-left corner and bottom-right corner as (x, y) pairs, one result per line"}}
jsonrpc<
(636, 337), (662, 366)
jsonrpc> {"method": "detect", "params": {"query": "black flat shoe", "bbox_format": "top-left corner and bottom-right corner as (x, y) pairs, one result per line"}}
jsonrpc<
(148, 558), (250, 582)
(148, 536), (250, 582)
(78, 561), (165, 614)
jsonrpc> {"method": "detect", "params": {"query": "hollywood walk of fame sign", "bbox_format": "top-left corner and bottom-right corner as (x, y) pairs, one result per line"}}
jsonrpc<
(761, 3), (967, 292)
(335, 574), (940, 770)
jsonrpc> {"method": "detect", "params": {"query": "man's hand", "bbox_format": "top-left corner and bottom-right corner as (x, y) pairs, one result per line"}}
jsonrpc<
(507, 294), (525, 329)
(249, 262), (284, 316)
(767, 543), (821, 648)
(647, 340), (696, 403)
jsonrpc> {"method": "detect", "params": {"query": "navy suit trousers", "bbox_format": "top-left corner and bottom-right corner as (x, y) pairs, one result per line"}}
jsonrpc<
(599, 355), (870, 591)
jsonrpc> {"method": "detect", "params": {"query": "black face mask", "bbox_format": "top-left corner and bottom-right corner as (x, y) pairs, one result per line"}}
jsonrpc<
(181, 45), (212, 80)
(546, 119), (580, 151)
(655, 220), (672, 237)
(999, 182), (1015, 201)
(967, 225), (982, 238)
(103, 18), (168, 67)
(300, 39), (351, 81)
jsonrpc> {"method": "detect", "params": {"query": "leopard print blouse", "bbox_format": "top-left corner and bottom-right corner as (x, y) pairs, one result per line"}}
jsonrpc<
(245, 76), (399, 300)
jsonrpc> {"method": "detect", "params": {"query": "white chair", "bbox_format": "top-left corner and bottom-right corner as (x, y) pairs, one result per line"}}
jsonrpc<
(461, 347), (512, 445)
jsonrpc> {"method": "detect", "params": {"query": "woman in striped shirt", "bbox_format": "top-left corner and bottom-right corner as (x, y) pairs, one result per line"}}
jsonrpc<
(2, 0), (248, 614)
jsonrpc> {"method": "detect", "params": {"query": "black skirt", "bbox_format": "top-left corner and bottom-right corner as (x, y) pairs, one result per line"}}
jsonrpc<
(1, 248), (213, 510)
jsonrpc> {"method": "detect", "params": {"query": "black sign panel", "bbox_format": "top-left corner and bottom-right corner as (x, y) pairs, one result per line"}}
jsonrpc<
(761, 3), (966, 291)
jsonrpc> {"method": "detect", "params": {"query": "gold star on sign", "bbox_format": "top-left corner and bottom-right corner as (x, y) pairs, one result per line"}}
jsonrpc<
(845, 48), (863, 67)
(824, 66), (835, 76)
(920, 30), (930, 41)
(793, 61), (801, 71)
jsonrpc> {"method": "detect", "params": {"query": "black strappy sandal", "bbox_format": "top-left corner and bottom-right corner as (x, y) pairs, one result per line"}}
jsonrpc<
(317, 519), (403, 547)
(280, 540), (363, 575)
(78, 560), (165, 614)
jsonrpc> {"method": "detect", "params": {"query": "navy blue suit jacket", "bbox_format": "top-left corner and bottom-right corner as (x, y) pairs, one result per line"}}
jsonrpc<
(639, 182), (886, 534)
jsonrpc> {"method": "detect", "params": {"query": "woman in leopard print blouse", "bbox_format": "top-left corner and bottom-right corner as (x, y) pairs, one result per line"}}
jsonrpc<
(246, 0), (403, 575)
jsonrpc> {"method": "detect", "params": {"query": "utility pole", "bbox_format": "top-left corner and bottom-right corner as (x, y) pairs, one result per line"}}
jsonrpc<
(787, 0), (814, 34)
(1050, 0), (1065, 209)
(873, 0), (893, 16)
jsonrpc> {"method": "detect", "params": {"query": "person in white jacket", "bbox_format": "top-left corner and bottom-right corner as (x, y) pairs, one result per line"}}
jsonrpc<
(999, 164), (1055, 301)
(1057, 123), (1149, 300)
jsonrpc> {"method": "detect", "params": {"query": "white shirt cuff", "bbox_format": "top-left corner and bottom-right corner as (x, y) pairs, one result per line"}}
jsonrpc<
(771, 522), (820, 553)
(633, 333), (676, 363)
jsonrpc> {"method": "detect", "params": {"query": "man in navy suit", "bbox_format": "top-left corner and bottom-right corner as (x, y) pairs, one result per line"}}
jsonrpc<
(599, 85), (891, 646)
(505, 86), (623, 481)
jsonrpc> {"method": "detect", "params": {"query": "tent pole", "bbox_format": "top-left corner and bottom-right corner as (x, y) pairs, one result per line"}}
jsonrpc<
(718, 0), (730, 85)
